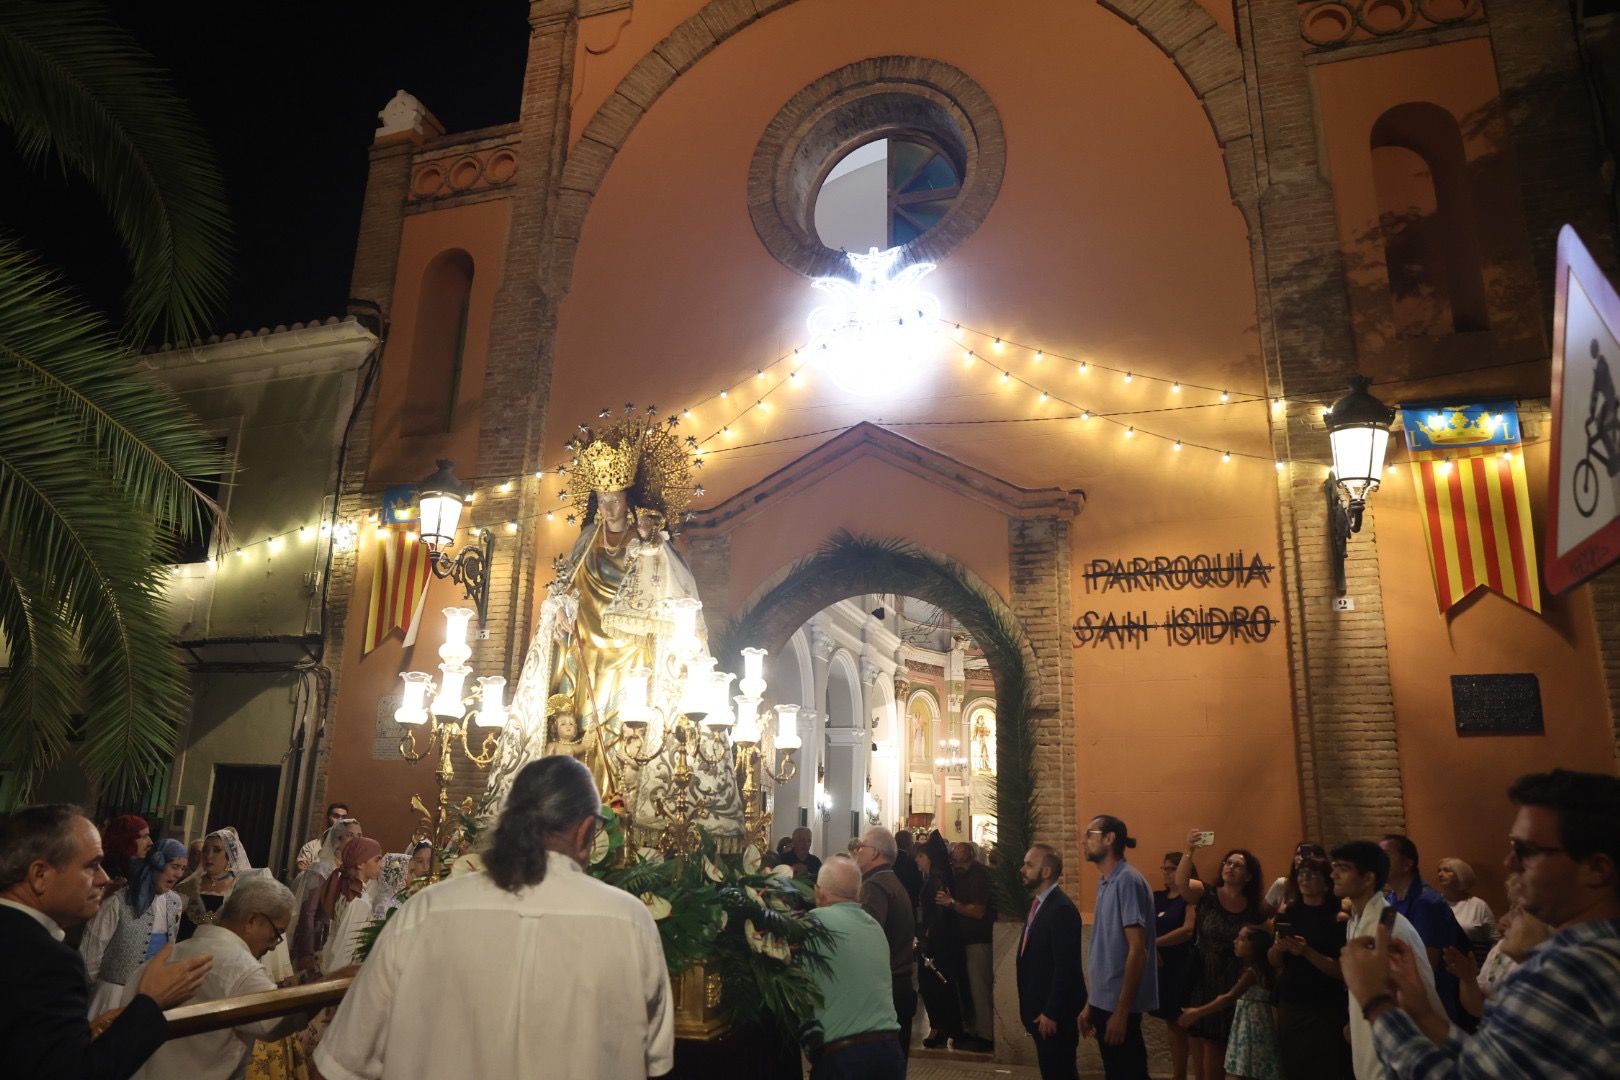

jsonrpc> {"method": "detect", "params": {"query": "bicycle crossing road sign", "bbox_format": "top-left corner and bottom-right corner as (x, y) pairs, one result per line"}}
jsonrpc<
(1548, 225), (1620, 594)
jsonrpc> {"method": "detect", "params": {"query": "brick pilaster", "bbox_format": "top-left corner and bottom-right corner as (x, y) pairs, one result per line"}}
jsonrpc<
(471, 0), (580, 678)
(1008, 516), (1079, 883)
(1241, 0), (1406, 843)
(1487, 0), (1616, 304)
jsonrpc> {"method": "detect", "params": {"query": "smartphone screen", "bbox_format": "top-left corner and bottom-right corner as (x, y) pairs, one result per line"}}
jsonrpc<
(1378, 906), (1397, 931)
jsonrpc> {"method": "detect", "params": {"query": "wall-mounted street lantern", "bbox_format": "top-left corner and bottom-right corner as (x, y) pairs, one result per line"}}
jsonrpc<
(1324, 376), (1396, 595)
(416, 459), (495, 627)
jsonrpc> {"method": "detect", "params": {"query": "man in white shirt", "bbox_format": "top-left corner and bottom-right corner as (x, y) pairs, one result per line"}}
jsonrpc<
(295, 801), (349, 873)
(314, 756), (674, 1080)
(1330, 840), (1441, 1080)
(122, 876), (308, 1080)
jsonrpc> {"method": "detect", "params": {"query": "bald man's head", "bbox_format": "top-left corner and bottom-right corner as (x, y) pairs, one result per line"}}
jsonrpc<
(815, 854), (862, 907)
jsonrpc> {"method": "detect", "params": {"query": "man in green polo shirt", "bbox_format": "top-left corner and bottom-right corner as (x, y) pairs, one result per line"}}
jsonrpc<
(803, 855), (903, 1079)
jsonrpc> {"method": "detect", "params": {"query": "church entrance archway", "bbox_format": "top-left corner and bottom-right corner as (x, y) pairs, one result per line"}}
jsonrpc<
(714, 531), (1037, 900)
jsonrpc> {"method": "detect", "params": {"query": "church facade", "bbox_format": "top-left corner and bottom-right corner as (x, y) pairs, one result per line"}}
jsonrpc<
(299, 0), (1620, 915)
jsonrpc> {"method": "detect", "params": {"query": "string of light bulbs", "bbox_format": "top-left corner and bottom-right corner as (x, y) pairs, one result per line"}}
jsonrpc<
(352, 313), (1519, 534)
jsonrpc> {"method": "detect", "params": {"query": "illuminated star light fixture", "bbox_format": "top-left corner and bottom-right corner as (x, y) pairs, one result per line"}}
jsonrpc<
(1323, 376), (1396, 596)
(807, 245), (941, 396)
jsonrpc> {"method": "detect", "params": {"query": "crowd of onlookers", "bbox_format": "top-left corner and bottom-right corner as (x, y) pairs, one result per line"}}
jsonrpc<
(1006, 768), (1620, 1080)
(1, 764), (1616, 1080)
(0, 798), (438, 1079)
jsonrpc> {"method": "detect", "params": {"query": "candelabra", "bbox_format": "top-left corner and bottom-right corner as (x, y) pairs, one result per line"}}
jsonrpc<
(612, 604), (800, 856)
(392, 607), (509, 866)
(934, 736), (967, 772)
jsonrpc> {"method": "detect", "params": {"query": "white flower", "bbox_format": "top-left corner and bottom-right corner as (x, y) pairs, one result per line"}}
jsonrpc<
(448, 852), (484, 878)
(770, 864), (794, 880)
(745, 885), (764, 908)
(717, 909), (728, 932)
(747, 923), (791, 962)
(703, 858), (725, 883)
(637, 847), (663, 864)
(742, 845), (763, 874)
(590, 828), (611, 866)
(640, 893), (672, 920)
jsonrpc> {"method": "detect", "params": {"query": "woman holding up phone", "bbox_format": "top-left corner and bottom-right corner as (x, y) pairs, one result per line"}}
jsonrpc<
(1267, 856), (1353, 1080)
(1177, 829), (1266, 1080)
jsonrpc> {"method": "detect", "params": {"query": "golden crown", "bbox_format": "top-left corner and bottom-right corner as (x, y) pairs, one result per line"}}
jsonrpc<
(1416, 408), (1503, 446)
(575, 438), (640, 492)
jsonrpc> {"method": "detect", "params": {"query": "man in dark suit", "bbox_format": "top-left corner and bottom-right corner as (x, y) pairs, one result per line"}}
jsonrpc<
(1016, 843), (1086, 1080)
(1, 803), (211, 1079)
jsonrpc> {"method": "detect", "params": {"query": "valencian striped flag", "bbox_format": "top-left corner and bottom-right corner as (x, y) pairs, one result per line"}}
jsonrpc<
(363, 486), (432, 654)
(1402, 401), (1541, 613)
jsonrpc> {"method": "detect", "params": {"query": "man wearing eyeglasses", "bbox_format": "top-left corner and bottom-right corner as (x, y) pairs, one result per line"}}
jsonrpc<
(121, 876), (314, 1080)
(1343, 769), (1620, 1080)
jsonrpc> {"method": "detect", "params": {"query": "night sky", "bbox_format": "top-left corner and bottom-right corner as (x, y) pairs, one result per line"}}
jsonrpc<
(1, 1), (531, 339)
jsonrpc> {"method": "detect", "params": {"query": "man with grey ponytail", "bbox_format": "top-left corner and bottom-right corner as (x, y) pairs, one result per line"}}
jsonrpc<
(122, 875), (309, 1079)
(315, 756), (674, 1080)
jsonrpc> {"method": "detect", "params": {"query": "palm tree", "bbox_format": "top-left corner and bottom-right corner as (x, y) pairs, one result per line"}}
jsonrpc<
(0, 1), (231, 801)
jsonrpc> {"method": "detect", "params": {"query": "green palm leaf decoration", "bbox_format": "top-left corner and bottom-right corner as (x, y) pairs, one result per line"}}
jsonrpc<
(0, 0), (232, 345)
(0, 2), (231, 801)
(719, 530), (1039, 913)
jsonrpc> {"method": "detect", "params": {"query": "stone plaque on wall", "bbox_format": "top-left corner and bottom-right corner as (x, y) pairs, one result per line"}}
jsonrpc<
(374, 694), (406, 760)
(1451, 674), (1544, 735)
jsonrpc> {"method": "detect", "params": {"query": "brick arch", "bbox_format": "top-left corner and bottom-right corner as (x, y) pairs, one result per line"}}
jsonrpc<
(553, 0), (1254, 271)
(714, 530), (1041, 894)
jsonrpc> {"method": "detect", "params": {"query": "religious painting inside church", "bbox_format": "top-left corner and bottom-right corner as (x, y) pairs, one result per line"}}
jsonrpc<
(907, 692), (934, 765)
(967, 701), (996, 775)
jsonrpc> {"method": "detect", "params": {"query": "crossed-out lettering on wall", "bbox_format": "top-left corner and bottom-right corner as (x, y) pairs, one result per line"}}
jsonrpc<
(1072, 605), (1278, 648)
(1082, 550), (1274, 593)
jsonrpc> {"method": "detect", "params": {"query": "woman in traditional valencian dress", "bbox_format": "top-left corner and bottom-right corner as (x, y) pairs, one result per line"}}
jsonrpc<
(80, 838), (188, 1017)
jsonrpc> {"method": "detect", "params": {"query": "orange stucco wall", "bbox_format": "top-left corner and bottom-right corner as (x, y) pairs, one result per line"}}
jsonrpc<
(548, 0), (1301, 906)
(320, 0), (1617, 893)
(568, 0), (1237, 142)
(367, 199), (511, 488)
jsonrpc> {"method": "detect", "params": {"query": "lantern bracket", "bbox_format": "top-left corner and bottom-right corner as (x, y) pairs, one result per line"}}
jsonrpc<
(427, 528), (495, 628)
(1326, 478), (1361, 597)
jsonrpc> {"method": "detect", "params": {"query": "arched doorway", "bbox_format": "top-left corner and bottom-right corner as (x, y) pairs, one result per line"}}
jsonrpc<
(715, 530), (1038, 903)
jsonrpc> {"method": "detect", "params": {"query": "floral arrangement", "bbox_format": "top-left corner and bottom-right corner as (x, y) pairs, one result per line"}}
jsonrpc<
(590, 822), (829, 1035)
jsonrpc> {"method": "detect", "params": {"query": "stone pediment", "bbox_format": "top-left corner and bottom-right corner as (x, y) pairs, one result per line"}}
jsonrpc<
(687, 422), (1084, 532)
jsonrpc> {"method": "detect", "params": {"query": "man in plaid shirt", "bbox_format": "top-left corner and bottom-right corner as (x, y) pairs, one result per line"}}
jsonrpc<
(1342, 769), (1620, 1079)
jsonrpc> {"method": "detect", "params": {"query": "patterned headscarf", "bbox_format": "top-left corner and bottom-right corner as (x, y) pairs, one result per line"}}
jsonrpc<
(321, 835), (382, 918)
(127, 838), (188, 914)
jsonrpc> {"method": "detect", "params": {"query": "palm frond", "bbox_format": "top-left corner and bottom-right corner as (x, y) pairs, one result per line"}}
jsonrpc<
(0, 365), (192, 797)
(0, 557), (78, 802)
(0, 240), (226, 538)
(719, 530), (1038, 911)
(0, 0), (231, 343)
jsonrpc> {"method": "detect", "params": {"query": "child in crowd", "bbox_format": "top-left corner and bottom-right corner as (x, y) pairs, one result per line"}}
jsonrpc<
(1181, 924), (1282, 1080)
